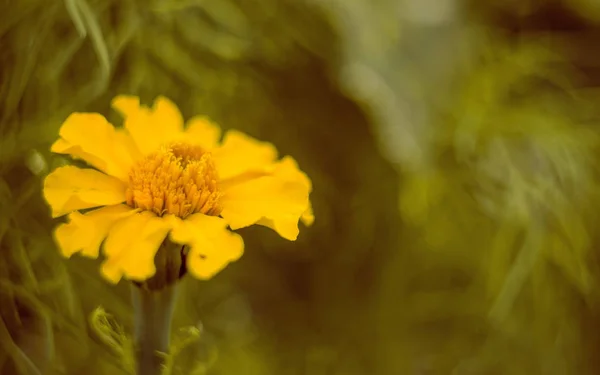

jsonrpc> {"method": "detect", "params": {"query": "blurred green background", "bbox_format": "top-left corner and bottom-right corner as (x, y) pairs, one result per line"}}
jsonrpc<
(4, 0), (600, 374)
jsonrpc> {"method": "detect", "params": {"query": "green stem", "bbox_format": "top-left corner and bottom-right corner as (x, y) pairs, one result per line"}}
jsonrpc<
(131, 284), (177, 375)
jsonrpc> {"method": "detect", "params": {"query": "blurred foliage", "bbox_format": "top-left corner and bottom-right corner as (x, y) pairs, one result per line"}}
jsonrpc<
(4, 0), (600, 374)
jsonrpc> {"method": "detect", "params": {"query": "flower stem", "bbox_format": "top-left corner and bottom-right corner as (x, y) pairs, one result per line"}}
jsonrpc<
(131, 284), (178, 375)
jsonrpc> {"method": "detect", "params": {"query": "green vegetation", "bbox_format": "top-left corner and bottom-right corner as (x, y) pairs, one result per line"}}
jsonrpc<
(3, 0), (600, 374)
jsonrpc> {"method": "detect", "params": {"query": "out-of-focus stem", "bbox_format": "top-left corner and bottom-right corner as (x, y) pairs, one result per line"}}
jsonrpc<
(131, 284), (177, 375)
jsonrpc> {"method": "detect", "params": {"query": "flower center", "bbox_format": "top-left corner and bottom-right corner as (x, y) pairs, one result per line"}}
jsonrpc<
(126, 142), (222, 218)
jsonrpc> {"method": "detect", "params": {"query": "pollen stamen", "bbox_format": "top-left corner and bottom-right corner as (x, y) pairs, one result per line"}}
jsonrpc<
(126, 143), (222, 218)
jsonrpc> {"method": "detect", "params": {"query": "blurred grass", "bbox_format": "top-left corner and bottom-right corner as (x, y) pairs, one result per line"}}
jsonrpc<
(4, 0), (600, 374)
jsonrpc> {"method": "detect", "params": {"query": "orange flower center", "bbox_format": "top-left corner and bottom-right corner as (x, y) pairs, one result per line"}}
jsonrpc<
(126, 142), (222, 219)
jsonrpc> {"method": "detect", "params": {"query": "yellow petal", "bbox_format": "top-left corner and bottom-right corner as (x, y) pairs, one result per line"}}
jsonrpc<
(220, 157), (312, 241)
(273, 156), (313, 191)
(170, 214), (244, 280)
(112, 95), (184, 155)
(184, 116), (222, 150)
(43, 166), (127, 218)
(100, 211), (172, 283)
(280, 157), (314, 226)
(114, 129), (143, 161)
(111, 95), (140, 118)
(54, 204), (136, 258)
(50, 113), (138, 181)
(301, 203), (315, 227)
(51, 138), (105, 171)
(212, 130), (278, 180)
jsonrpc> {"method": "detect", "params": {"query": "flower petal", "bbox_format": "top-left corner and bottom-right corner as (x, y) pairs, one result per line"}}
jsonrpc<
(43, 166), (127, 218)
(54, 204), (136, 258)
(184, 116), (222, 150)
(219, 156), (312, 241)
(112, 95), (184, 155)
(276, 156), (315, 226)
(50, 113), (138, 181)
(301, 203), (315, 227)
(100, 211), (172, 283)
(170, 214), (244, 279)
(212, 130), (278, 180)
(51, 139), (105, 171)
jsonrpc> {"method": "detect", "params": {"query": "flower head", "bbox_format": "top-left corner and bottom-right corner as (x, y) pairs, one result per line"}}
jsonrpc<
(44, 96), (313, 284)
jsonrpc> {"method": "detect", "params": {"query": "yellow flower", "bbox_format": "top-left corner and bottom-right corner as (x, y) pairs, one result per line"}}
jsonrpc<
(44, 96), (314, 283)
